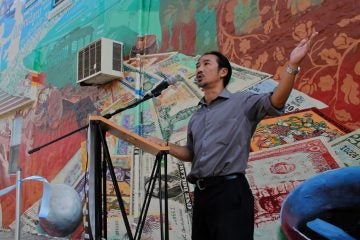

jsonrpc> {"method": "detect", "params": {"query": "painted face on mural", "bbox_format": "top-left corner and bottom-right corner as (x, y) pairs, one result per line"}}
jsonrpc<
(195, 54), (226, 89)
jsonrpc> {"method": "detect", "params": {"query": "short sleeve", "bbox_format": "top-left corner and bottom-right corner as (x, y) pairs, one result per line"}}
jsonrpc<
(243, 92), (284, 121)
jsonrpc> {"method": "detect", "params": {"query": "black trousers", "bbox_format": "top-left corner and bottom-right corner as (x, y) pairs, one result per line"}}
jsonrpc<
(192, 175), (254, 240)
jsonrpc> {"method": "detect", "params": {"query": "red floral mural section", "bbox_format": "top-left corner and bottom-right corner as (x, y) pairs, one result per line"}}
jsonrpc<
(160, 0), (360, 130)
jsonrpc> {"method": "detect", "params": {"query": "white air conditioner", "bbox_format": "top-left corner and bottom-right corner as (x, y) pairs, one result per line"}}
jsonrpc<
(77, 38), (124, 86)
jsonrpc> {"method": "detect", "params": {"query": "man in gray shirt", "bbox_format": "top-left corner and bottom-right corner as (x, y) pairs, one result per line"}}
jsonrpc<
(150, 32), (318, 240)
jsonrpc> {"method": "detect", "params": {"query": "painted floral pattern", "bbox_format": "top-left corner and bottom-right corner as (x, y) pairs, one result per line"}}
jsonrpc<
(215, 0), (360, 130)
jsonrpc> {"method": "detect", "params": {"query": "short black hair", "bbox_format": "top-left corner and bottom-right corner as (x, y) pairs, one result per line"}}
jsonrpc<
(202, 51), (232, 87)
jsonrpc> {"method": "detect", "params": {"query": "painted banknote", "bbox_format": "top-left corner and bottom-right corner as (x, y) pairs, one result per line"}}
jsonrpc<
(147, 52), (198, 79)
(125, 52), (177, 69)
(151, 82), (200, 142)
(247, 79), (328, 112)
(140, 160), (192, 240)
(137, 200), (192, 240)
(250, 108), (348, 152)
(131, 137), (193, 240)
(247, 137), (344, 240)
(122, 64), (164, 96)
(119, 151), (192, 240)
(226, 63), (272, 93)
(100, 82), (137, 116)
(330, 128), (360, 166)
(106, 213), (133, 240)
(105, 154), (132, 216)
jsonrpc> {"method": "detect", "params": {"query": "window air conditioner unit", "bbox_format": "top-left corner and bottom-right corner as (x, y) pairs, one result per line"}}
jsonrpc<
(77, 38), (124, 86)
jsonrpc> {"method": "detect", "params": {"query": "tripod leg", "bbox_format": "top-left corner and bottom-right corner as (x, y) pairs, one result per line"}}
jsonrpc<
(97, 125), (134, 240)
(102, 148), (107, 239)
(164, 153), (169, 240)
(158, 154), (164, 240)
(134, 153), (162, 240)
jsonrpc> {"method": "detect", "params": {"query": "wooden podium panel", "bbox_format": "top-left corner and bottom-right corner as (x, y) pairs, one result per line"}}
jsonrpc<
(89, 116), (169, 155)
(86, 116), (169, 240)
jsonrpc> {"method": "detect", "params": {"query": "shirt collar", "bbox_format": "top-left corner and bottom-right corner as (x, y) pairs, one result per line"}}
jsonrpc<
(198, 88), (232, 106)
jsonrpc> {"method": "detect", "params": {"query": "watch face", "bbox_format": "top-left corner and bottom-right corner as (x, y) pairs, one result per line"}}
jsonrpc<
(287, 65), (300, 75)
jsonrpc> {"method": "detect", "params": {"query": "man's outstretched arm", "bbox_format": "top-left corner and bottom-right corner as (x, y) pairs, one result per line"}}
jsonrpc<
(271, 32), (318, 109)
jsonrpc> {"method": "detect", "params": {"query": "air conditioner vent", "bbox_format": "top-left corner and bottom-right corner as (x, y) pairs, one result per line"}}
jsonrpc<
(77, 38), (123, 86)
(113, 42), (122, 72)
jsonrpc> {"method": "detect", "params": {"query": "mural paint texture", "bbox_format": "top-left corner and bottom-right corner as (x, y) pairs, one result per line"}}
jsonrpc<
(0, 0), (359, 239)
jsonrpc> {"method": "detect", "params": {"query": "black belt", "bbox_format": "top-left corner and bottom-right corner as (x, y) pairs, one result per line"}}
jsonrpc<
(193, 174), (243, 190)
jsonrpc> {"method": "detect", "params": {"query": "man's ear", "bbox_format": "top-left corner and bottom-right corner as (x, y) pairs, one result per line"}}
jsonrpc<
(220, 68), (228, 78)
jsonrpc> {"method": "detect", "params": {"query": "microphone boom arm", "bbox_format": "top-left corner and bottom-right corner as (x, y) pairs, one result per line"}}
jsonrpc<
(28, 76), (178, 154)
(28, 93), (153, 154)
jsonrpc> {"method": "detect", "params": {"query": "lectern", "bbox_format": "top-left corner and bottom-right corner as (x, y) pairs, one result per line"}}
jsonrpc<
(85, 116), (170, 240)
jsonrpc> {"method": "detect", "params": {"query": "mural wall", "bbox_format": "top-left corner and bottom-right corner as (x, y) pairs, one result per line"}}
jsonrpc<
(0, 0), (359, 239)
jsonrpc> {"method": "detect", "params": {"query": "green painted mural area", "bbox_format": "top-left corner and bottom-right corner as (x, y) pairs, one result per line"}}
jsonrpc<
(23, 0), (163, 88)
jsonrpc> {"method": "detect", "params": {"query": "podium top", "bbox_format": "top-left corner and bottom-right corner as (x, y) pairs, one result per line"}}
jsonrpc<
(89, 115), (169, 155)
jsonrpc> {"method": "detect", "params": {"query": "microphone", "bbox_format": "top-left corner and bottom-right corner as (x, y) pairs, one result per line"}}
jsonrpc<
(144, 76), (178, 98)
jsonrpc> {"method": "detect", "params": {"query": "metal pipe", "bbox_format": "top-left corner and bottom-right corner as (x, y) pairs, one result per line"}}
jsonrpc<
(15, 168), (21, 240)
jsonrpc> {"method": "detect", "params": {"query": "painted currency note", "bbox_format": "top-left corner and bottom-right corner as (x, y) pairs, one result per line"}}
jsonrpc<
(122, 64), (163, 97)
(125, 52), (177, 69)
(226, 63), (271, 93)
(151, 82), (200, 142)
(247, 79), (328, 112)
(139, 201), (192, 240)
(100, 82), (136, 116)
(330, 128), (360, 166)
(105, 154), (132, 214)
(51, 149), (83, 187)
(246, 137), (344, 240)
(180, 75), (203, 100)
(106, 213), (133, 240)
(250, 108), (349, 152)
(147, 52), (198, 79)
(133, 150), (193, 240)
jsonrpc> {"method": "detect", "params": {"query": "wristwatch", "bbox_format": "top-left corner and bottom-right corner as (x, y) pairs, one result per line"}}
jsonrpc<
(286, 64), (300, 75)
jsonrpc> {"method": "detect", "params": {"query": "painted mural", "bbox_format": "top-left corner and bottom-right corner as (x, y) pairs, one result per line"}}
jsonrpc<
(0, 0), (359, 239)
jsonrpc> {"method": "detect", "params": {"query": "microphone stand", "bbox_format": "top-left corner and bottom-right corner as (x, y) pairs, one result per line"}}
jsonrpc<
(28, 92), (155, 154)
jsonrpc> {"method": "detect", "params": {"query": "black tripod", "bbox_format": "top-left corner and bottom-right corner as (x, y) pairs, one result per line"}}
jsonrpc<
(28, 88), (171, 240)
(87, 119), (169, 240)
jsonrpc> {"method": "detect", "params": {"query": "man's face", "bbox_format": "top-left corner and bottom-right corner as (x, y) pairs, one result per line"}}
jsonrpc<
(195, 54), (225, 89)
